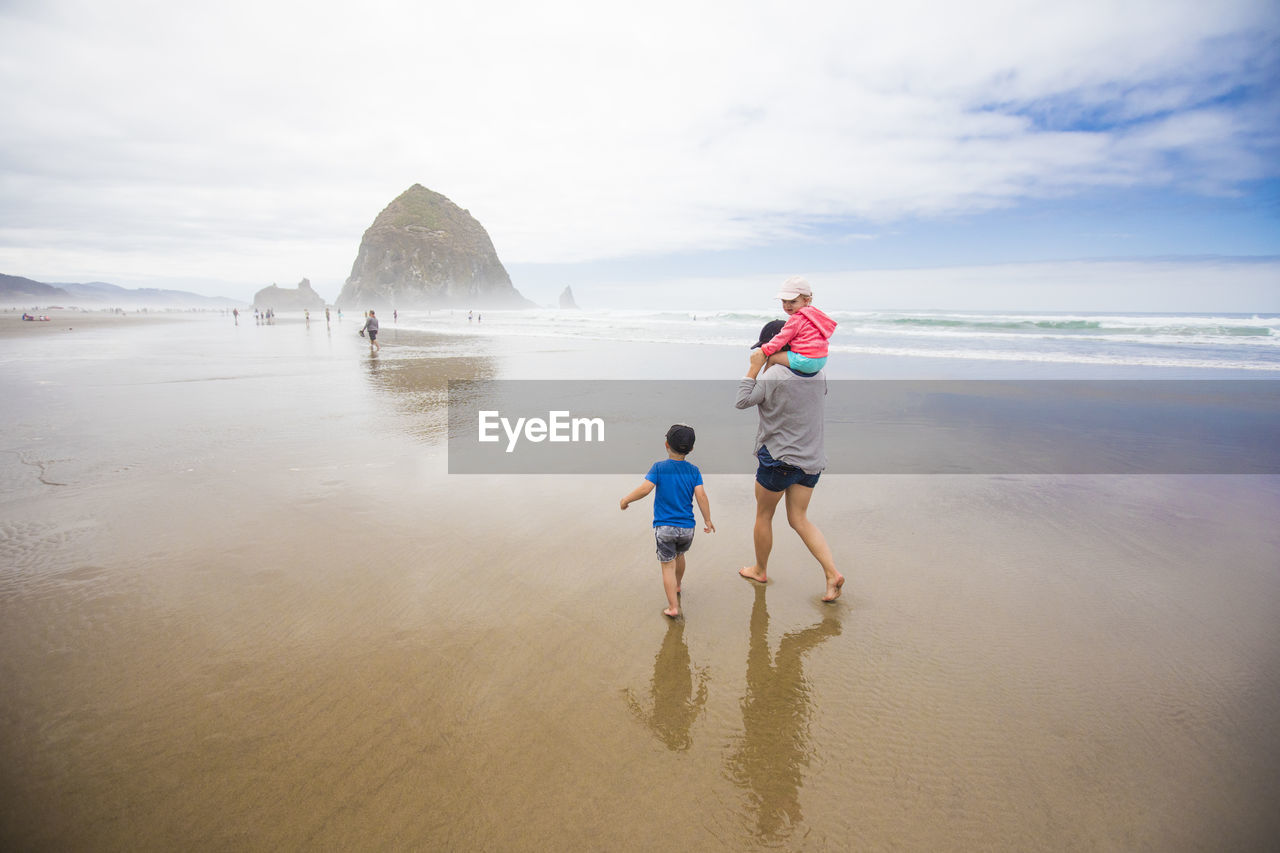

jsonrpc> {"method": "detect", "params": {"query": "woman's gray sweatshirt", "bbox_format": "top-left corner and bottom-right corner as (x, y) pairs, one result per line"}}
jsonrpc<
(735, 365), (828, 475)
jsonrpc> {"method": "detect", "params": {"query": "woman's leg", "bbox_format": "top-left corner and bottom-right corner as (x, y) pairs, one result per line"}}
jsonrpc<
(740, 482), (784, 583)
(783, 484), (844, 600)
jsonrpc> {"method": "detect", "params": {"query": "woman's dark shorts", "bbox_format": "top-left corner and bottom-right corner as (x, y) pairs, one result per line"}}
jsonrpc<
(755, 444), (820, 492)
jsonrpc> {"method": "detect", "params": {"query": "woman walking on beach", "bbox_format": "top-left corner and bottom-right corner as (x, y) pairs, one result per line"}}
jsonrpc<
(360, 310), (380, 352)
(735, 320), (843, 602)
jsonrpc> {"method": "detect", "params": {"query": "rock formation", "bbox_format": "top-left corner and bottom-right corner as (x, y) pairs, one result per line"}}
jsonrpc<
(253, 278), (326, 312)
(335, 185), (532, 310)
(558, 285), (580, 309)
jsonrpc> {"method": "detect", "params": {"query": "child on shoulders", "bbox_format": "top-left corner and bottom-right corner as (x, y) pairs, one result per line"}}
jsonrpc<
(756, 276), (837, 375)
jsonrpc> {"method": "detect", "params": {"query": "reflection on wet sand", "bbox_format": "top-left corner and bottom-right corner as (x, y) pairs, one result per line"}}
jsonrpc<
(359, 330), (499, 441)
(624, 620), (710, 751)
(728, 585), (842, 841)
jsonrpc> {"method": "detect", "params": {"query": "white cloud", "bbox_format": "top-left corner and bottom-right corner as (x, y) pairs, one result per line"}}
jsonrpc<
(0, 0), (1276, 297)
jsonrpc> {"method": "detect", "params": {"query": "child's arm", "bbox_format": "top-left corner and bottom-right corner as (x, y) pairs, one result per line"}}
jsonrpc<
(620, 480), (655, 510)
(693, 484), (715, 533)
(759, 315), (800, 356)
(765, 351), (791, 369)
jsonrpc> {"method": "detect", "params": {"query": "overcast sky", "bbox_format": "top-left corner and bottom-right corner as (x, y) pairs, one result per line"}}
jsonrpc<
(1, 0), (1277, 309)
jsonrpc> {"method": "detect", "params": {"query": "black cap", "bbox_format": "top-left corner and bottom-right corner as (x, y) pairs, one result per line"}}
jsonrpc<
(752, 319), (787, 350)
(666, 423), (696, 454)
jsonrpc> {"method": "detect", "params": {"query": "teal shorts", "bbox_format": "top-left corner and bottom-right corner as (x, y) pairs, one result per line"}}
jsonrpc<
(786, 352), (827, 374)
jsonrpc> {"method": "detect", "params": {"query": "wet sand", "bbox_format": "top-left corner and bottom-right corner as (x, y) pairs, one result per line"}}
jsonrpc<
(2, 315), (1278, 850)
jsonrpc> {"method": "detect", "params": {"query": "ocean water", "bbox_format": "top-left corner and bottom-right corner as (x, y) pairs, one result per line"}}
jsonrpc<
(390, 308), (1280, 376)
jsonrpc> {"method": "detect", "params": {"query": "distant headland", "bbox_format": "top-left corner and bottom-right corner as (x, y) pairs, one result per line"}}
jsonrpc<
(0, 273), (241, 310)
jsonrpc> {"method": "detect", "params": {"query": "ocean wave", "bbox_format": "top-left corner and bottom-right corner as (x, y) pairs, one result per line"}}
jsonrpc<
(887, 317), (1104, 331)
(391, 308), (1280, 371)
(829, 344), (1280, 372)
(537, 309), (1280, 340)
(857, 326), (1280, 348)
(870, 315), (1276, 338)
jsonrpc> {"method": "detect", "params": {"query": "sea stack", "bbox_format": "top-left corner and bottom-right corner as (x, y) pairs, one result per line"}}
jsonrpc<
(335, 184), (532, 310)
(253, 278), (325, 312)
(559, 285), (580, 309)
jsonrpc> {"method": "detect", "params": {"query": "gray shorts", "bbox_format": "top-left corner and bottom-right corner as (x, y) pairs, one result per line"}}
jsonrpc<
(654, 526), (695, 563)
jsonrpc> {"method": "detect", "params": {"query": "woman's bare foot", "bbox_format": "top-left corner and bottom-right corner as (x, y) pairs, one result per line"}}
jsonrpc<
(663, 607), (680, 618)
(738, 566), (767, 584)
(822, 574), (845, 602)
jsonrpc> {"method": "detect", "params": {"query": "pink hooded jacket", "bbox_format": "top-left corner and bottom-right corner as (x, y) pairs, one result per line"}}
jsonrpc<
(760, 306), (838, 359)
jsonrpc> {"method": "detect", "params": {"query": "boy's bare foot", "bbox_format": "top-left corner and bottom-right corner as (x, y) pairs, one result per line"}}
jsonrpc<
(663, 607), (680, 618)
(738, 566), (767, 584)
(822, 574), (845, 602)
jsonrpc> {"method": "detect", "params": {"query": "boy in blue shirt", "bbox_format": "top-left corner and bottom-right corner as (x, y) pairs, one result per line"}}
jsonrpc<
(620, 424), (715, 618)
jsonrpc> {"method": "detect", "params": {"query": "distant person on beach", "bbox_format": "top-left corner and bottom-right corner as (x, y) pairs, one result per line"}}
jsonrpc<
(736, 321), (843, 602)
(360, 310), (380, 352)
(233, 308), (239, 325)
(325, 307), (331, 327)
(755, 276), (837, 376)
(620, 424), (716, 618)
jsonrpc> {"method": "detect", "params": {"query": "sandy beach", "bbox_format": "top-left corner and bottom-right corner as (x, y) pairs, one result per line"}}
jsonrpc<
(2, 313), (1278, 850)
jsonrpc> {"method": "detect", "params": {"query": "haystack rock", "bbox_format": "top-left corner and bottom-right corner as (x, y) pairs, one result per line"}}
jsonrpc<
(253, 278), (325, 312)
(335, 184), (532, 310)
(559, 285), (580, 309)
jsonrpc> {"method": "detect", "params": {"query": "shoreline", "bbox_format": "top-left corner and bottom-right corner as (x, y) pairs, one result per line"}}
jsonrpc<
(0, 307), (225, 337)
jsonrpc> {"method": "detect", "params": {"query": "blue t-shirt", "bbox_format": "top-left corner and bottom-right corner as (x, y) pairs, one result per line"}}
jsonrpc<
(645, 459), (703, 528)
